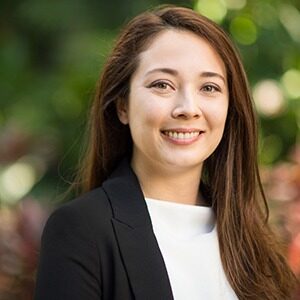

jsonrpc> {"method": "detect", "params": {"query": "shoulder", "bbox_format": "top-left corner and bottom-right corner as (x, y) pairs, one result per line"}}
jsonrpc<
(44, 187), (113, 243)
(61, 187), (112, 220)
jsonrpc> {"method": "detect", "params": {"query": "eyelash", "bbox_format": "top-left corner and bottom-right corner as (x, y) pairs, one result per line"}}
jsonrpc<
(201, 84), (221, 93)
(148, 81), (173, 90)
(148, 81), (221, 93)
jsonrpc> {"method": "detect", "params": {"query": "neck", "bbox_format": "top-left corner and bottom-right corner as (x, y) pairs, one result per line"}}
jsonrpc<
(131, 157), (205, 206)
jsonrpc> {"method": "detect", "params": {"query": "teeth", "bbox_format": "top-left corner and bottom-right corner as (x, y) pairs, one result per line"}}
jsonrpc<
(164, 131), (200, 139)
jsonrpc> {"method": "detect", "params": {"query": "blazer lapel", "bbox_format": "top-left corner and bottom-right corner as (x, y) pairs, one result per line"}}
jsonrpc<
(103, 158), (174, 300)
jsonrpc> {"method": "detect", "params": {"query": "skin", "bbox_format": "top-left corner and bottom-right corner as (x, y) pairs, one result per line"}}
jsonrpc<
(118, 29), (229, 206)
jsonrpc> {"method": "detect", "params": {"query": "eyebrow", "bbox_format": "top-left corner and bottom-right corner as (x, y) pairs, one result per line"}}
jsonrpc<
(145, 68), (226, 83)
(201, 71), (226, 84)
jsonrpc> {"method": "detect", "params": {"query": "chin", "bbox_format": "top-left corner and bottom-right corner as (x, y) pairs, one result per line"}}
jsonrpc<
(164, 156), (205, 170)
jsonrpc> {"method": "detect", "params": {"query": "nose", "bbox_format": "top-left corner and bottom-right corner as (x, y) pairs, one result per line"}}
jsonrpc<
(171, 92), (202, 120)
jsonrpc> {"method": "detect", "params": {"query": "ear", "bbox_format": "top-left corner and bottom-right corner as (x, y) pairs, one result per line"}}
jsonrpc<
(116, 98), (129, 125)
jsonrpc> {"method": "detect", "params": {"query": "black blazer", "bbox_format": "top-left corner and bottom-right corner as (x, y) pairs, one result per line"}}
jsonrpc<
(34, 158), (174, 300)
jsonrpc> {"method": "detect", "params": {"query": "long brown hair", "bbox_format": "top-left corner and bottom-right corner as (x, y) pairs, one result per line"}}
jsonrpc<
(75, 5), (296, 299)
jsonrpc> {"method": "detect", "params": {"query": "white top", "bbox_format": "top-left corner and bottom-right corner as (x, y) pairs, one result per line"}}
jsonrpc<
(145, 197), (238, 300)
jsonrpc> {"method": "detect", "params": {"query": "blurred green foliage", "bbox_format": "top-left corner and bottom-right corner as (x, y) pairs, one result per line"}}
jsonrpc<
(0, 0), (299, 205)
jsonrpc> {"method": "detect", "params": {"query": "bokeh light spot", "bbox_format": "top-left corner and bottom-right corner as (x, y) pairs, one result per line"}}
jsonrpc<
(279, 4), (300, 43)
(224, 0), (246, 10)
(281, 69), (300, 99)
(0, 155), (46, 204)
(254, 2), (278, 29)
(0, 162), (36, 204)
(253, 80), (285, 117)
(260, 135), (283, 164)
(230, 16), (257, 45)
(195, 0), (227, 23)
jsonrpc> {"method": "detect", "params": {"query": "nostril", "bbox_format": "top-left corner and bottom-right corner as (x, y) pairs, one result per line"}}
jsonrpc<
(171, 106), (202, 119)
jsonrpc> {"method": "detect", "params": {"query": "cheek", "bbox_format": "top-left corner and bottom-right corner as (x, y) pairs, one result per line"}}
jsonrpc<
(205, 102), (228, 129)
(146, 105), (166, 125)
(218, 108), (228, 128)
(129, 97), (166, 127)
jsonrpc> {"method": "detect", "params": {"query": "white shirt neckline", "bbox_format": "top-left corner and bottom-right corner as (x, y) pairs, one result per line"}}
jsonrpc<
(145, 197), (216, 241)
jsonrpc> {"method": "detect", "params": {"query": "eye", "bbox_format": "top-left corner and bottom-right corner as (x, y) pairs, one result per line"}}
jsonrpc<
(148, 80), (174, 92)
(151, 81), (169, 89)
(201, 84), (221, 93)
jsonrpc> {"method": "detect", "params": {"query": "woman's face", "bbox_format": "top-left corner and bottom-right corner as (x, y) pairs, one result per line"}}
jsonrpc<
(118, 29), (229, 174)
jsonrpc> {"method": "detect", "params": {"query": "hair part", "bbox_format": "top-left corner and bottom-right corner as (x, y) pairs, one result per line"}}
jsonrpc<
(73, 6), (297, 299)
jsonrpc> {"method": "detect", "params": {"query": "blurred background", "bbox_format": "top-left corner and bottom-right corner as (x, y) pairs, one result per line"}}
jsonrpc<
(0, 0), (299, 299)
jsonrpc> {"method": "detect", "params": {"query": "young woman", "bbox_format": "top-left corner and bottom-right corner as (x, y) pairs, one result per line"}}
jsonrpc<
(34, 6), (296, 300)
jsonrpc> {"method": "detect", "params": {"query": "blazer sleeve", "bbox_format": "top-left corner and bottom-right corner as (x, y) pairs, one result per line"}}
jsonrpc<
(34, 204), (102, 300)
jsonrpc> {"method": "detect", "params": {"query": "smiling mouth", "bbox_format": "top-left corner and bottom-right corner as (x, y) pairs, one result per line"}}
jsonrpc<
(161, 130), (204, 140)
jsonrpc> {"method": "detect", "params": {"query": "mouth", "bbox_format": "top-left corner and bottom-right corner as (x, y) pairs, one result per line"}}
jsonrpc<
(160, 129), (205, 143)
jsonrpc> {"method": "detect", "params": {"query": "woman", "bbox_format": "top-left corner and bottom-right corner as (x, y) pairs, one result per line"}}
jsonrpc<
(34, 6), (296, 300)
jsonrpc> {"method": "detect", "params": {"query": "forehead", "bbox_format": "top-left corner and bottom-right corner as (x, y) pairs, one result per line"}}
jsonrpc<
(134, 29), (226, 78)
